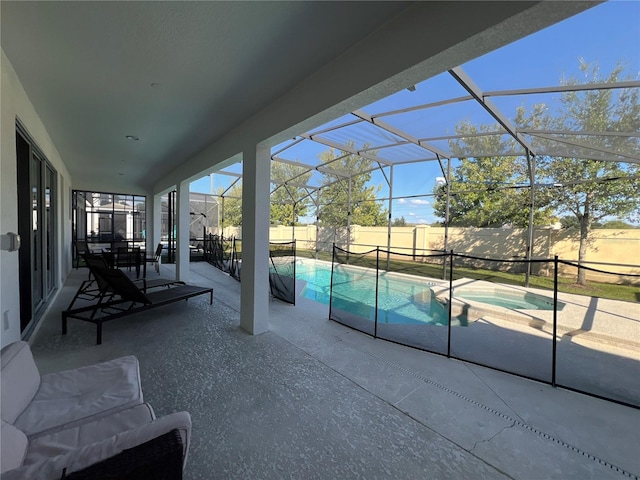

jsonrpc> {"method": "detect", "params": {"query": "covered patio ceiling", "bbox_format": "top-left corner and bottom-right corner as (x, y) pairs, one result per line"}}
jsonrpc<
(209, 2), (639, 198)
(212, 65), (639, 197)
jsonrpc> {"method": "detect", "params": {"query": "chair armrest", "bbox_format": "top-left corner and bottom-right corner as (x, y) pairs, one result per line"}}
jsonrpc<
(2, 412), (191, 480)
(63, 429), (183, 480)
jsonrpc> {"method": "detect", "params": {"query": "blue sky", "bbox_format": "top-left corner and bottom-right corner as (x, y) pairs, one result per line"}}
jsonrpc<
(191, 1), (640, 225)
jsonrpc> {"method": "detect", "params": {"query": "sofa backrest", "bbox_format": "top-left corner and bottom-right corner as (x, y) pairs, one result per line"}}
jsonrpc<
(1, 341), (41, 424)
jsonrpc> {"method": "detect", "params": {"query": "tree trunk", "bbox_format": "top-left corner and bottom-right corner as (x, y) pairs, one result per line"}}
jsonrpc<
(577, 202), (591, 286)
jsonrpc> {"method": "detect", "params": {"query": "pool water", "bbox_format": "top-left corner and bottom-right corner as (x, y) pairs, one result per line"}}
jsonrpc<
(455, 291), (557, 310)
(295, 260), (449, 325)
(293, 259), (562, 326)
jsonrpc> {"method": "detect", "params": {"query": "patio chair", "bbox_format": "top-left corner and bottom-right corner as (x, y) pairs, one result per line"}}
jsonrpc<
(115, 245), (141, 276)
(73, 240), (93, 269)
(144, 243), (164, 275)
(66, 253), (185, 311)
(62, 266), (213, 345)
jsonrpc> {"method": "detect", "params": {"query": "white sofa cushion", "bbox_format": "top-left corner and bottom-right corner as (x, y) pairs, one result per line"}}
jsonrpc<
(1, 420), (28, 474)
(24, 403), (155, 466)
(2, 412), (191, 480)
(15, 355), (143, 437)
(0, 341), (41, 424)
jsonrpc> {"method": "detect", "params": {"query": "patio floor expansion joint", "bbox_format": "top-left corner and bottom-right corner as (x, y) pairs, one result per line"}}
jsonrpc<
(365, 350), (639, 480)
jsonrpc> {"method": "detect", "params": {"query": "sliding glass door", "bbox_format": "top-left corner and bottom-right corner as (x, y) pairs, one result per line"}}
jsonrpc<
(16, 125), (57, 336)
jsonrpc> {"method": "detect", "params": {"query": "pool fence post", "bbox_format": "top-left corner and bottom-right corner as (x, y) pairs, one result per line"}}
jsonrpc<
(552, 255), (558, 387)
(447, 250), (454, 358)
(329, 243), (336, 321)
(374, 248), (380, 339)
(293, 240), (297, 304)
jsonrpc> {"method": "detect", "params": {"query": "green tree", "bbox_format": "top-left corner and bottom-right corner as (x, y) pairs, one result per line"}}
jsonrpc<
(435, 61), (639, 285)
(433, 121), (554, 227)
(392, 216), (407, 226)
(598, 220), (638, 229)
(218, 184), (243, 227)
(525, 61), (640, 284)
(317, 144), (388, 226)
(218, 163), (314, 228)
(270, 161), (312, 225)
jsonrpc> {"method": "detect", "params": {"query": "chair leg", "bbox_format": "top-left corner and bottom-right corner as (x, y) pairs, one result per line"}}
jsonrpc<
(66, 279), (95, 310)
(97, 322), (103, 345)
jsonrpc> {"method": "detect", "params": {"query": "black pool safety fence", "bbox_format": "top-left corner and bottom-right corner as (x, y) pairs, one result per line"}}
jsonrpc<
(203, 235), (296, 304)
(204, 234), (234, 272)
(269, 241), (296, 305)
(329, 245), (640, 409)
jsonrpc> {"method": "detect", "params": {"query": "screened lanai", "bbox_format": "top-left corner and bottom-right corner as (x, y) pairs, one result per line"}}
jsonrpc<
(186, 3), (640, 408)
(201, 1), (639, 275)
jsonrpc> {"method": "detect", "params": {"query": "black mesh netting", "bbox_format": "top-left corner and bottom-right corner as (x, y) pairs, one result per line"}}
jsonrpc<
(329, 246), (378, 336)
(376, 249), (450, 355)
(204, 234), (233, 272)
(327, 245), (640, 407)
(230, 238), (242, 281)
(269, 241), (296, 305)
(204, 235), (296, 304)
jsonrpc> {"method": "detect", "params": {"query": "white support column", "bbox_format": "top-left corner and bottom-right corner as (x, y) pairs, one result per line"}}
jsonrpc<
(240, 143), (270, 335)
(151, 194), (162, 253)
(176, 181), (190, 282)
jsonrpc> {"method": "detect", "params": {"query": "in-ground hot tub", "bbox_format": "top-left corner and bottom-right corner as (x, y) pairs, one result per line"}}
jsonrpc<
(430, 278), (565, 324)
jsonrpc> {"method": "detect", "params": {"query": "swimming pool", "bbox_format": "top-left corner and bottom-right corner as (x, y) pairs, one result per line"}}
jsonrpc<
(294, 259), (562, 326)
(296, 260), (449, 325)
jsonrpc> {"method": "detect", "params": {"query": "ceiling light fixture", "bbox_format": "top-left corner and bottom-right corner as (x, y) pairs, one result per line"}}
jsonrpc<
(125, 135), (139, 141)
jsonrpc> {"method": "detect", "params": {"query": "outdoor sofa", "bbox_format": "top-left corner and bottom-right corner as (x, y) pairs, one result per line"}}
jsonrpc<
(0, 341), (190, 479)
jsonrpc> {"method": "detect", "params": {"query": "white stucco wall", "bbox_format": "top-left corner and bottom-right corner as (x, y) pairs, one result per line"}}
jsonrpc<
(1, 49), (72, 347)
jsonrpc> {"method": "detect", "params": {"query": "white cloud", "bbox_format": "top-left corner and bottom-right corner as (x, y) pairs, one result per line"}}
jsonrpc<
(410, 199), (429, 205)
(418, 218), (428, 224)
(398, 198), (406, 204)
(408, 212), (416, 216)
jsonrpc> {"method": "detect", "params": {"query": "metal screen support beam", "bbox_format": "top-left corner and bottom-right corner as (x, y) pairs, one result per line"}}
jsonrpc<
(347, 176), (352, 253)
(301, 132), (393, 167)
(315, 189), (320, 260)
(386, 164), (394, 270)
(220, 196), (225, 238)
(278, 182), (298, 242)
(525, 150), (536, 287)
(449, 66), (536, 156)
(292, 202), (296, 242)
(353, 109), (451, 161)
(442, 156), (451, 280)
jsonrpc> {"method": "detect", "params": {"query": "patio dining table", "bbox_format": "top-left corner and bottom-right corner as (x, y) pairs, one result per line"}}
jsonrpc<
(103, 247), (146, 278)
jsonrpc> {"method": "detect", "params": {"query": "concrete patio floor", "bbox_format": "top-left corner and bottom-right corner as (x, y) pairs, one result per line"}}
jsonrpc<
(28, 261), (640, 479)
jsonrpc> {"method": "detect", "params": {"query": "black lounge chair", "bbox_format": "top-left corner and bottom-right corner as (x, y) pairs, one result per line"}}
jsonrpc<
(66, 253), (185, 310)
(62, 266), (213, 345)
